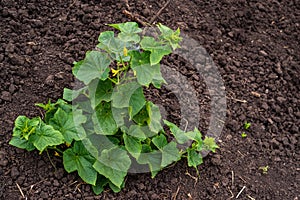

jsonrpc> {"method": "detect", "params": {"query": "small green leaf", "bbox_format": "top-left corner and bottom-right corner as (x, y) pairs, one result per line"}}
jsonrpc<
(49, 108), (87, 144)
(157, 23), (182, 50)
(109, 22), (142, 43)
(9, 136), (35, 151)
(203, 137), (219, 153)
(63, 87), (87, 102)
(187, 148), (203, 169)
(127, 125), (147, 140)
(92, 175), (109, 195)
(140, 36), (172, 65)
(12, 116), (39, 140)
(137, 150), (162, 178)
(164, 120), (190, 144)
(92, 102), (118, 135)
(161, 141), (181, 168)
(146, 102), (163, 133)
(129, 87), (146, 118)
(130, 51), (163, 87)
(75, 51), (111, 85)
(244, 121), (251, 130)
(93, 147), (131, 188)
(123, 133), (142, 159)
(29, 123), (64, 152)
(63, 141), (97, 185)
(152, 134), (168, 149)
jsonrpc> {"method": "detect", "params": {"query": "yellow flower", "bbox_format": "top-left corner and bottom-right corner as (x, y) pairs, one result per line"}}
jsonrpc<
(65, 142), (71, 147)
(54, 151), (60, 157)
(123, 47), (128, 56)
(111, 68), (119, 76)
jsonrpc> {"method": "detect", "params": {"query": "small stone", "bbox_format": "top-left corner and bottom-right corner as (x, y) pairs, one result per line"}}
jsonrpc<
(211, 154), (222, 166)
(11, 166), (20, 179)
(261, 102), (269, 110)
(53, 179), (60, 187)
(259, 50), (268, 57)
(8, 84), (16, 93)
(1, 91), (12, 102)
(0, 159), (8, 167)
(45, 75), (54, 86)
(276, 97), (286, 103)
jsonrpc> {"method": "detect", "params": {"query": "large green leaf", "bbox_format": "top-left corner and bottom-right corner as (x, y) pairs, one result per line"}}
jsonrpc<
(63, 141), (97, 185)
(146, 102), (163, 133)
(140, 36), (172, 65)
(49, 108), (87, 144)
(92, 102), (118, 135)
(29, 123), (64, 152)
(93, 147), (131, 188)
(88, 79), (113, 108)
(75, 51), (111, 85)
(111, 81), (140, 108)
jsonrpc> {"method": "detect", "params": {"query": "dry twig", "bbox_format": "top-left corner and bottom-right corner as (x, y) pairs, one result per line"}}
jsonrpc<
(149, 0), (172, 24)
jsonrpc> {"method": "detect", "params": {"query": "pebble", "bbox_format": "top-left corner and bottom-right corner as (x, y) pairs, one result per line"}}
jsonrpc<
(53, 179), (60, 187)
(11, 166), (20, 179)
(1, 91), (12, 102)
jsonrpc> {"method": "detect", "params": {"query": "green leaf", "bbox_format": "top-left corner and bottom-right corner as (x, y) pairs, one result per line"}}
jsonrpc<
(137, 150), (162, 178)
(29, 123), (64, 152)
(88, 79), (113, 108)
(111, 81), (140, 108)
(92, 175), (109, 195)
(12, 116), (39, 140)
(93, 147), (131, 187)
(187, 148), (203, 169)
(75, 51), (111, 85)
(130, 51), (162, 87)
(140, 36), (172, 65)
(161, 141), (181, 168)
(203, 137), (219, 153)
(146, 102), (163, 133)
(97, 31), (125, 58)
(164, 120), (190, 144)
(127, 125), (147, 140)
(109, 22), (142, 34)
(109, 22), (142, 43)
(63, 87), (87, 102)
(157, 23), (182, 50)
(152, 134), (168, 149)
(63, 141), (97, 185)
(49, 108), (87, 144)
(123, 133), (142, 159)
(9, 136), (35, 151)
(92, 102), (118, 135)
(129, 87), (146, 118)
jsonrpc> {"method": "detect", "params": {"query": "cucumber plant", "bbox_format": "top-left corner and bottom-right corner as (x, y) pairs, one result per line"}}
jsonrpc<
(9, 22), (218, 194)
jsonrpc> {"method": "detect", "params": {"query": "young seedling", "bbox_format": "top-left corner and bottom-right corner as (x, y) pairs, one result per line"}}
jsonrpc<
(244, 121), (251, 130)
(259, 165), (269, 174)
(241, 132), (247, 138)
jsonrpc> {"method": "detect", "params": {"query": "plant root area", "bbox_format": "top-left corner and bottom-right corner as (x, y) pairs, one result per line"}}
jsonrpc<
(0, 0), (299, 199)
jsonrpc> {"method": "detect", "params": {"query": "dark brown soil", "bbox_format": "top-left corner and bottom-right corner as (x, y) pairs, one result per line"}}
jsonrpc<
(0, 0), (299, 199)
